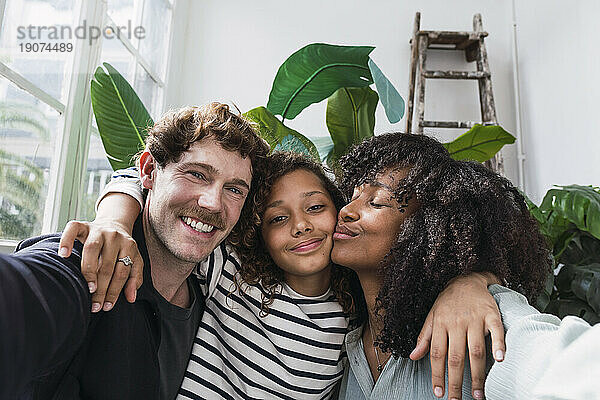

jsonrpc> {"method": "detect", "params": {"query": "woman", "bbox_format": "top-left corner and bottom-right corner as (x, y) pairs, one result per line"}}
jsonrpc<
(332, 132), (551, 399)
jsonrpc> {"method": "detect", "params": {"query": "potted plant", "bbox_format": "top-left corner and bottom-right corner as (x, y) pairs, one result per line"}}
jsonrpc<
(528, 185), (600, 324)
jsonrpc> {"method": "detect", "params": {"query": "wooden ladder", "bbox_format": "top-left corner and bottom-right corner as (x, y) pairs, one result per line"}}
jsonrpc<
(406, 12), (503, 173)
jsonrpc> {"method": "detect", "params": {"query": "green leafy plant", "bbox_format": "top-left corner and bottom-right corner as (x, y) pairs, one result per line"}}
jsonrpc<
(242, 106), (319, 161)
(266, 44), (375, 121)
(528, 185), (600, 324)
(442, 124), (515, 162)
(245, 43), (514, 173)
(90, 63), (153, 170)
(91, 44), (515, 175)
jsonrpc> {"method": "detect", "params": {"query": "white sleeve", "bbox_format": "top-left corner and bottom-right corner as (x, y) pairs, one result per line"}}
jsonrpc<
(484, 284), (599, 400)
(94, 167), (144, 212)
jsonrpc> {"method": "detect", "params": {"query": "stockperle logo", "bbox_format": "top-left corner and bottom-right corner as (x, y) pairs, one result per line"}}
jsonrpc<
(17, 19), (146, 46)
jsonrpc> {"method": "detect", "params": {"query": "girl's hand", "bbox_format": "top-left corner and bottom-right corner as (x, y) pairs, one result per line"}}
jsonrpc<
(59, 219), (143, 312)
(410, 272), (505, 400)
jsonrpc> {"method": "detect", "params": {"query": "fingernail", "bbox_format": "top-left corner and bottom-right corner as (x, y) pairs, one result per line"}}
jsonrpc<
(132, 290), (137, 302)
(88, 282), (96, 293)
(58, 247), (68, 257)
(474, 389), (484, 399)
(495, 349), (504, 361)
(103, 302), (113, 311)
(434, 386), (443, 397)
(450, 398), (459, 400)
(91, 303), (101, 313)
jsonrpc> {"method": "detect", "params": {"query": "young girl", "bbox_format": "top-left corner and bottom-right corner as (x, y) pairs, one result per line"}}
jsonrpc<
(66, 151), (505, 399)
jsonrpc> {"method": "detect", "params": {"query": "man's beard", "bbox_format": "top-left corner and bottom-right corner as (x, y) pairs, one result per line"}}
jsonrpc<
(146, 207), (216, 264)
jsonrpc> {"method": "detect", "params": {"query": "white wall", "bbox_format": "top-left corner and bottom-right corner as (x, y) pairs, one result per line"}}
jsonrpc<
(514, 0), (600, 203)
(165, 0), (600, 199)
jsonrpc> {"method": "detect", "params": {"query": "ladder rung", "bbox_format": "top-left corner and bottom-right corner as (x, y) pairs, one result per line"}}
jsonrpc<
(420, 120), (476, 129)
(418, 30), (487, 47)
(423, 70), (489, 80)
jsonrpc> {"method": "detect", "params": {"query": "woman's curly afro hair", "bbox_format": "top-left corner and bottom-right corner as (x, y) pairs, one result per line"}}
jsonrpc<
(339, 132), (552, 357)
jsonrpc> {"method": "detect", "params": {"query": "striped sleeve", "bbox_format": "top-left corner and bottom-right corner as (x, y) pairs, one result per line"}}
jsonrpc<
(179, 250), (348, 400)
(94, 167), (144, 212)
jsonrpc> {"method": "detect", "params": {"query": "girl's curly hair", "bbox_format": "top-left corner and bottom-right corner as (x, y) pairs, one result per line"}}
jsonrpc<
(234, 151), (364, 318)
(339, 132), (552, 357)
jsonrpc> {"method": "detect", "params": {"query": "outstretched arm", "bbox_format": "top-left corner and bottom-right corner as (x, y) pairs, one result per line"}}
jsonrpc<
(0, 237), (90, 398)
(485, 285), (598, 400)
(411, 272), (505, 400)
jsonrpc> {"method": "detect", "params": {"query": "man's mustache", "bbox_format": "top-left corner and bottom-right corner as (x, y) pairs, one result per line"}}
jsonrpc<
(178, 206), (225, 230)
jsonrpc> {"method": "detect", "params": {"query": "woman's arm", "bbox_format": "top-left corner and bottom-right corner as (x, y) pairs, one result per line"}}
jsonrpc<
(410, 272), (505, 400)
(59, 168), (144, 312)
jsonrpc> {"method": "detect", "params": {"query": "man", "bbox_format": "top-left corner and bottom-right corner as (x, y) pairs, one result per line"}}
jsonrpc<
(0, 103), (269, 399)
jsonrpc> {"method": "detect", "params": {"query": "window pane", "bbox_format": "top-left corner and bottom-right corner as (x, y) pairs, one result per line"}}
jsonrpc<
(134, 62), (162, 120)
(0, 80), (62, 240)
(79, 128), (113, 221)
(138, 0), (171, 80)
(99, 30), (136, 83)
(0, 0), (76, 103)
(106, 0), (135, 33)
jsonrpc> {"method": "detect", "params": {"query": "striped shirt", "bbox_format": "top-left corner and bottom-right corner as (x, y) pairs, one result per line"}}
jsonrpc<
(99, 169), (349, 400)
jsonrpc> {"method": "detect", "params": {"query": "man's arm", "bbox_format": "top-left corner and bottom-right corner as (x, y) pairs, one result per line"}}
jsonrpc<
(0, 235), (91, 398)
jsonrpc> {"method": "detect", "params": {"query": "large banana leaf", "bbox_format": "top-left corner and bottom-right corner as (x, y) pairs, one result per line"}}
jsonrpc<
(368, 59), (404, 123)
(91, 63), (153, 170)
(325, 87), (378, 166)
(267, 43), (375, 120)
(274, 135), (315, 159)
(443, 124), (515, 162)
(540, 185), (600, 240)
(244, 106), (320, 161)
(309, 136), (334, 162)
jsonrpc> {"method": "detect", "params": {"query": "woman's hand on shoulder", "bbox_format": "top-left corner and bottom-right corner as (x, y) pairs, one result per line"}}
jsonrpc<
(58, 219), (143, 313)
(410, 272), (505, 400)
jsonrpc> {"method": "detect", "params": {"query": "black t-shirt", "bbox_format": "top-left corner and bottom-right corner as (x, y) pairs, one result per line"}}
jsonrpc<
(150, 275), (202, 400)
(134, 218), (204, 400)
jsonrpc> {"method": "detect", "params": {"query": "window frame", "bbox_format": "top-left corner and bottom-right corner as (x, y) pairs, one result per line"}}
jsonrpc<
(0, 0), (177, 252)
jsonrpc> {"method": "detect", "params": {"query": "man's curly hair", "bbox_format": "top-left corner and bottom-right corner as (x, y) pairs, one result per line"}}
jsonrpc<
(235, 151), (364, 318)
(339, 132), (552, 357)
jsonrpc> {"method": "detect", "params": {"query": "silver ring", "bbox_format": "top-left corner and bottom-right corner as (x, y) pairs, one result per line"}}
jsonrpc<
(117, 256), (133, 267)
